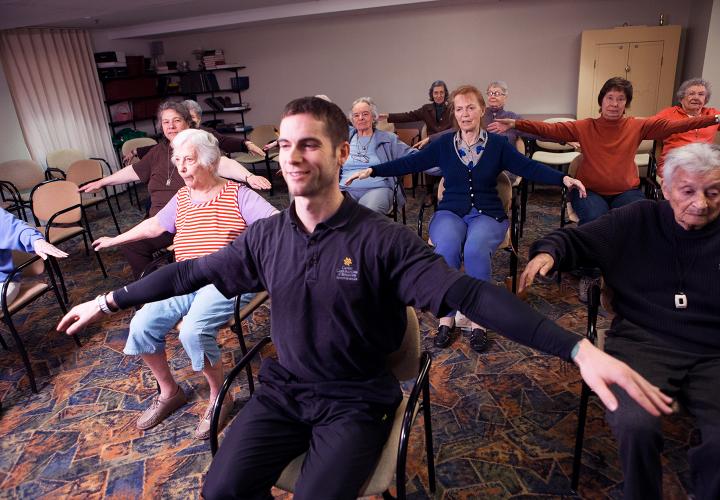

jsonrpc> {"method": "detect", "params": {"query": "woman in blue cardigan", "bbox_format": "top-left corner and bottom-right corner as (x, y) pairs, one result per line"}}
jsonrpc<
(347, 85), (586, 352)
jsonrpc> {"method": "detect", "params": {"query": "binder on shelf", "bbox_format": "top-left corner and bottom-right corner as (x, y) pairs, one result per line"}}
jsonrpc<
(231, 76), (250, 91)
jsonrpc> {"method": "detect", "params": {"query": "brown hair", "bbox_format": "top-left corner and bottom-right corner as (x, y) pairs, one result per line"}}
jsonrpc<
(597, 77), (633, 107)
(449, 85), (486, 129)
(282, 97), (349, 149)
(156, 100), (194, 129)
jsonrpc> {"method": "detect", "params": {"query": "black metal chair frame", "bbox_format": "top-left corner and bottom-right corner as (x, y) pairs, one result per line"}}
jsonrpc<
(570, 283), (601, 492)
(74, 176), (122, 235)
(30, 180), (108, 303)
(0, 180), (30, 222)
(1, 255), (80, 393)
(209, 338), (436, 499)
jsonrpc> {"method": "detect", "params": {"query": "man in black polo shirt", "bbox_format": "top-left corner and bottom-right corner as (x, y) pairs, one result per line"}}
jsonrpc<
(59, 97), (672, 499)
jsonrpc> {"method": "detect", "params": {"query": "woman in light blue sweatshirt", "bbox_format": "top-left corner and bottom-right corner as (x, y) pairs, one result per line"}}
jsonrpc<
(1, 207), (68, 306)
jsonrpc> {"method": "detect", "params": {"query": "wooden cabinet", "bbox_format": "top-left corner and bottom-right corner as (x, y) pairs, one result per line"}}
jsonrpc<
(577, 25), (681, 119)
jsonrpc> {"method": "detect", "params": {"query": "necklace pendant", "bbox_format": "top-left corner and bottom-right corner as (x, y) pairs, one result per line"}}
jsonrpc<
(674, 293), (688, 309)
(166, 179), (171, 186)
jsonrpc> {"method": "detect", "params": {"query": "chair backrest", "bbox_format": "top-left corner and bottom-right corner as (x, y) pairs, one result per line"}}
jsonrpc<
(636, 139), (654, 154)
(395, 128), (419, 146)
(0, 159), (46, 191)
(568, 154), (582, 178)
(386, 307), (421, 381)
(248, 125), (279, 147)
(121, 137), (157, 155)
(420, 124), (428, 139)
(496, 172), (512, 213)
(536, 117), (576, 151)
(11, 251), (44, 278)
(46, 149), (85, 173)
(375, 120), (395, 133)
(31, 180), (82, 223)
(66, 160), (103, 186)
(437, 177), (445, 201)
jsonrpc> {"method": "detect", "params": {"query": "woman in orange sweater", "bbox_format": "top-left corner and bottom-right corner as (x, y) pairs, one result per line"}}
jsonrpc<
(490, 77), (719, 224)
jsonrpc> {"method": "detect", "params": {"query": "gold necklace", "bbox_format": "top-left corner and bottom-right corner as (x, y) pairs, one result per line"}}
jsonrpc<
(166, 148), (173, 186)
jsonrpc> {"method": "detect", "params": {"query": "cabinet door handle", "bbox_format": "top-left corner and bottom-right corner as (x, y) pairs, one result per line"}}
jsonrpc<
(625, 65), (630, 73)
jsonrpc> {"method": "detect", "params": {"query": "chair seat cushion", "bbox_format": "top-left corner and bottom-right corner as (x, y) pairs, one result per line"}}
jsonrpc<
(1, 282), (49, 318)
(532, 151), (580, 165)
(275, 395), (412, 495)
(231, 153), (266, 164)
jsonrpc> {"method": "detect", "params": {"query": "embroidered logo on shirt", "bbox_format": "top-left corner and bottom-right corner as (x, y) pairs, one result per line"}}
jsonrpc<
(336, 256), (359, 281)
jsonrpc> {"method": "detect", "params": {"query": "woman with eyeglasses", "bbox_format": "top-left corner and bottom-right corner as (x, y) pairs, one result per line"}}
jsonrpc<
(346, 85), (586, 352)
(339, 97), (415, 214)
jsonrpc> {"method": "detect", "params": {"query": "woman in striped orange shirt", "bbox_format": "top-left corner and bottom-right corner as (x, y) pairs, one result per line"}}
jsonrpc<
(93, 129), (278, 439)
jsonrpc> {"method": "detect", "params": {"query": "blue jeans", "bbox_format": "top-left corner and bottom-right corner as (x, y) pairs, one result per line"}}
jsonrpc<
(124, 285), (254, 371)
(570, 188), (644, 225)
(429, 208), (509, 318)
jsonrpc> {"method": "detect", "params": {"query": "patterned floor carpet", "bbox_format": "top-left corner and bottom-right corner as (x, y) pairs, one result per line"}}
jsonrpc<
(0, 178), (694, 499)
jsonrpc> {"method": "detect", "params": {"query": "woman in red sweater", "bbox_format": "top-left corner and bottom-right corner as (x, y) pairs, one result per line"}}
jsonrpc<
(490, 77), (719, 224)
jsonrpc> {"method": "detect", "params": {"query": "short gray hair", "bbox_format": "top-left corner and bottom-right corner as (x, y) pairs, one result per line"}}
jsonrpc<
(170, 128), (221, 174)
(487, 81), (508, 94)
(676, 78), (712, 105)
(664, 143), (720, 188)
(183, 100), (203, 121)
(349, 97), (379, 123)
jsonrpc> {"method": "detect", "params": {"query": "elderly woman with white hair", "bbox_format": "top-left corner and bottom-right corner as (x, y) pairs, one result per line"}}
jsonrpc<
(339, 97), (415, 213)
(520, 142), (720, 500)
(653, 78), (720, 177)
(92, 128), (278, 439)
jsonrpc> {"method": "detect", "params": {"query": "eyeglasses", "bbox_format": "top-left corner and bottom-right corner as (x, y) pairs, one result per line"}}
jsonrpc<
(487, 91), (506, 97)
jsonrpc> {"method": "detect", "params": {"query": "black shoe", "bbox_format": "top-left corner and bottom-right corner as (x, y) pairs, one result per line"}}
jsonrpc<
(469, 328), (490, 353)
(434, 325), (454, 348)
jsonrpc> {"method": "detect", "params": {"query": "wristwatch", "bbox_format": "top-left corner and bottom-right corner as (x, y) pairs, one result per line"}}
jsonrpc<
(95, 293), (118, 315)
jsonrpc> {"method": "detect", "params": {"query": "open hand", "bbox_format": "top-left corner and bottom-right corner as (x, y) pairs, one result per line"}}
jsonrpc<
(57, 299), (105, 336)
(413, 137), (430, 150)
(518, 253), (555, 293)
(245, 141), (265, 157)
(79, 179), (104, 193)
(32, 239), (68, 260)
(487, 118), (515, 134)
(92, 236), (116, 251)
(574, 339), (674, 416)
(247, 174), (272, 190)
(344, 168), (373, 186)
(563, 176), (587, 198)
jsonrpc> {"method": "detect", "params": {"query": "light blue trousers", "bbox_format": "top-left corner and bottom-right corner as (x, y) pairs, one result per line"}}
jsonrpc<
(429, 208), (509, 318)
(124, 285), (253, 371)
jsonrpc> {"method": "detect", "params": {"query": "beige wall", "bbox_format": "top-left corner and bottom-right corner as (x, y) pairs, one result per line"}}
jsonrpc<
(147, 0), (693, 125)
(0, 61), (30, 162)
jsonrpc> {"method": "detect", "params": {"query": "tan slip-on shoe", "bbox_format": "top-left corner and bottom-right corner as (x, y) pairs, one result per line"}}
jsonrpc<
(136, 386), (188, 430)
(195, 396), (233, 440)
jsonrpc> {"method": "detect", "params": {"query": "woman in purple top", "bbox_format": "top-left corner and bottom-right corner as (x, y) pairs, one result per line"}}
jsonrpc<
(93, 129), (278, 440)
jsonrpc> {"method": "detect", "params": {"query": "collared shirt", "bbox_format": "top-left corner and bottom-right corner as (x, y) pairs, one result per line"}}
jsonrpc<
(199, 194), (463, 386)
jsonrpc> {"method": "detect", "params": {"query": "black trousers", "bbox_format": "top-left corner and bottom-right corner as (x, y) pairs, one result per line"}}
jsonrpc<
(604, 319), (720, 500)
(120, 231), (175, 279)
(202, 359), (399, 500)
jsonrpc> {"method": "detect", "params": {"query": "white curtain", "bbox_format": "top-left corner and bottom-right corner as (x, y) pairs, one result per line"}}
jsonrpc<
(0, 28), (119, 169)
